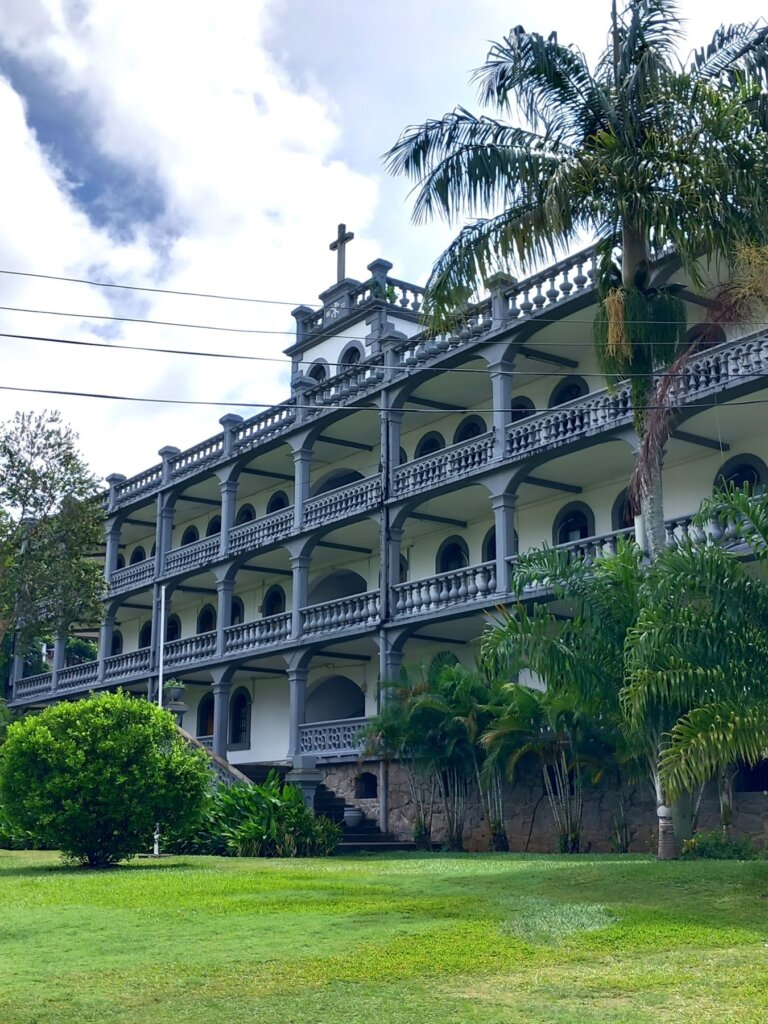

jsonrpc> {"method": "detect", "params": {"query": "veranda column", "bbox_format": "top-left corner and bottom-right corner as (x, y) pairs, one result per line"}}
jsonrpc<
(104, 520), (121, 582)
(218, 477), (238, 558)
(290, 554), (310, 640)
(292, 447), (312, 532)
(488, 361), (513, 444)
(51, 628), (67, 691)
(216, 578), (234, 656)
(288, 665), (308, 758)
(97, 609), (116, 683)
(490, 492), (517, 596)
(380, 526), (403, 621)
(211, 674), (232, 758)
(154, 494), (174, 576)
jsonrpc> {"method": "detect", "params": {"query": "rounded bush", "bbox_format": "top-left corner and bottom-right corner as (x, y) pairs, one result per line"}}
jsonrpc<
(0, 691), (211, 866)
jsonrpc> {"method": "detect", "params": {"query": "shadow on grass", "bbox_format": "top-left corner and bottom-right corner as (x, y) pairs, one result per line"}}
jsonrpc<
(0, 857), (196, 878)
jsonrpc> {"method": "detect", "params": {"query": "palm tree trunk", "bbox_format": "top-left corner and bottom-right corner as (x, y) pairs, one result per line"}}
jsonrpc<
(640, 451), (667, 560)
(652, 763), (680, 860)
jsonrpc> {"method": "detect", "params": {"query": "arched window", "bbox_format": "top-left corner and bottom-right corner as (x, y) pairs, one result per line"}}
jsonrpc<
(150, 542), (156, 558)
(262, 585), (286, 618)
(116, 553), (126, 570)
(482, 526), (496, 563)
(436, 535), (469, 574)
(399, 555), (409, 584)
(415, 432), (445, 459)
(510, 396), (535, 422)
(138, 622), (152, 649)
(181, 525), (199, 546)
(197, 604), (216, 634)
(355, 772), (378, 799)
(453, 415), (486, 445)
(548, 376), (589, 408)
(235, 503), (255, 525)
(714, 454), (768, 493)
(110, 631), (123, 656)
(197, 693), (214, 739)
(313, 469), (364, 496)
(231, 596), (245, 626)
(266, 490), (290, 514)
(611, 488), (633, 531)
(553, 502), (595, 545)
(308, 362), (327, 384)
(229, 688), (252, 748)
(339, 343), (363, 367)
(130, 546), (146, 565)
(399, 446), (407, 466)
(206, 516), (221, 537)
(166, 614), (181, 642)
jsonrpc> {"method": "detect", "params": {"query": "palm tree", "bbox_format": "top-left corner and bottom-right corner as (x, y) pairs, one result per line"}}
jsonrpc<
(387, 1), (768, 556)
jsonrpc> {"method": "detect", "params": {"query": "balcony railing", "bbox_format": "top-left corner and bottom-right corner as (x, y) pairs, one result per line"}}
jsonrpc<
(103, 648), (151, 681)
(164, 535), (221, 575)
(228, 507), (294, 558)
(109, 558), (155, 595)
(225, 613), (292, 653)
(301, 591), (380, 636)
(56, 662), (99, 691)
(393, 561), (497, 618)
(302, 475), (381, 529)
(299, 717), (369, 757)
(392, 432), (495, 498)
(164, 631), (217, 669)
(13, 672), (54, 698)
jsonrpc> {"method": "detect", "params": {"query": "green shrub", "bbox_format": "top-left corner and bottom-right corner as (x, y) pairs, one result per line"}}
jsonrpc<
(0, 691), (211, 866)
(681, 830), (758, 860)
(167, 772), (341, 858)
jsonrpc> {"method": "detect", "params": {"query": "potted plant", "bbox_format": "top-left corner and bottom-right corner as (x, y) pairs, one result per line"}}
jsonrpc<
(163, 679), (186, 702)
(343, 806), (364, 829)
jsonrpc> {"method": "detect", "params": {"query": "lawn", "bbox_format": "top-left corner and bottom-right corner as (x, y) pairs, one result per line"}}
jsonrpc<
(1, 850), (767, 1024)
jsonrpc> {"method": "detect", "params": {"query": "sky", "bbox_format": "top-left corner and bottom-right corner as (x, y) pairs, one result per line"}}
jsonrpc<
(0, 0), (765, 482)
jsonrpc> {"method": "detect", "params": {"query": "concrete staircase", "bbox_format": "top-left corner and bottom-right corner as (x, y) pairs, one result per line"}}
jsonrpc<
(313, 783), (416, 853)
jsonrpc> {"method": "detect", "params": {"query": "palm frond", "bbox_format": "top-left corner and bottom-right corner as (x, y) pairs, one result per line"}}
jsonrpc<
(689, 22), (768, 83)
(694, 485), (768, 558)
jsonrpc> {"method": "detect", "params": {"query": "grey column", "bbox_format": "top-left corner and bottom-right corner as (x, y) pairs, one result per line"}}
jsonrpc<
(9, 648), (24, 699)
(386, 411), (403, 491)
(212, 678), (232, 758)
(51, 629), (67, 691)
(219, 479), (238, 558)
(216, 579), (234, 656)
(97, 610), (116, 682)
(290, 554), (310, 639)
(489, 362), (513, 444)
(380, 526), (403, 622)
(155, 495), (174, 576)
(288, 666), (307, 757)
(104, 521), (121, 582)
(292, 447), (312, 532)
(378, 632), (402, 703)
(491, 492), (517, 595)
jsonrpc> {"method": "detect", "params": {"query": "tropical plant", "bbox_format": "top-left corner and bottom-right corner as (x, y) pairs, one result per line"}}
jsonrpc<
(387, 1), (768, 556)
(0, 691), (210, 866)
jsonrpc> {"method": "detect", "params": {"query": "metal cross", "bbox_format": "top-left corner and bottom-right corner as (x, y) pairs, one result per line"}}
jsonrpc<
(329, 223), (354, 282)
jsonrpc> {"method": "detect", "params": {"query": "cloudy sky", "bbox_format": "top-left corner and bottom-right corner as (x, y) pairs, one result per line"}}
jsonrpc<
(0, 0), (764, 481)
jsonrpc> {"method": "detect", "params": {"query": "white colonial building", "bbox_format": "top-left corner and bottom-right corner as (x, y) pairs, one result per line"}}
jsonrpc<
(8, 236), (768, 834)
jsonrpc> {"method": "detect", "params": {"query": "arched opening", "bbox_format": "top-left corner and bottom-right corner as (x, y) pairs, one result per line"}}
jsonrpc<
(110, 631), (123, 656)
(306, 675), (365, 722)
(196, 604), (216, 634)
(235, 503), (256, 525)
(312, 468), (364, 496)
(436, 535), (469, 574)
(482, 526), (496, 563)
(130, 546), (146, 565)
(399, 446), (406, 466)
(206, 516), (221, 536)
(714, 454), (768, 493)
(150, 542), (156, 557)
(308, 362), (327, 384)
(197, 692), (214, 738)
(262, 585), (286, 617)
(611, 488), (633, 531)
(229, 687), (252, 748)
(548, 376), (589, 408)
(116, 553), (126, 570)
(166, 614), (181, 642)
(181, 525), (199, 547)
(510, 396), (535, 422)
(138, 622), (152, 649)
(553, 502), (595, 545)
(355, 771), (378, 799)
(231, 596), (245, 626)
(453, 415), (486, 445)
(266, 490), (290, 514)
(415, 431), (445, 459)
(399, 554), (409, 583)
(339, 343), (363, 367)
(308, 570), (367, 605)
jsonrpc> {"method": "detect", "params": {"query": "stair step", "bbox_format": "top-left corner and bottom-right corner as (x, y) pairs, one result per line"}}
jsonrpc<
(338, 841), (417, 853)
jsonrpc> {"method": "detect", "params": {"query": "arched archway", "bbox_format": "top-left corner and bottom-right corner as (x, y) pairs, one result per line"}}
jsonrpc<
(130, 546), (146, 565)
(339, 342), (363, 367)
(236, 504), (256, 525)
(553, 502), (595, 545)
(510, 396), (535, 422)
(196, 605), (216, 634)
(453, 415), (486, 445)
(116, 553), (126, 570)
(110, 631), (123, 656)
(415, 431), (445, 459)
(611, 488), (633, 531)
(267, 490), (290, 514)
(308, 570), (367, 605)
(482, 526), (496, 563)
(181, 525), (199, 546)
(355, 772), (378, 798)
(166, 614), (181, 642)
(231, 596), (245, 626)
(197, 692), (214, 738)
(436, 536), (469, 574)
(206, 516), (221, 536)
(229, 687), (252, 748)
(138, 621), (152, 649)
(714, 454), (768, 492)
(262, 585), (286, 617)
(312, 468), (364, 496)
(307, 361), (328, 383)
(548, 376), (589, 408)
(306, 675), (365, 722)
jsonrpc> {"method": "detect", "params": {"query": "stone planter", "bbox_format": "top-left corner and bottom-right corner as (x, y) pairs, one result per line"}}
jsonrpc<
(343, 806), (364, 829)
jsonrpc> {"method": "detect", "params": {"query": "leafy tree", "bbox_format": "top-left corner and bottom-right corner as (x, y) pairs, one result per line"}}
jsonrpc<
(0, 691), (210, 866)
(387, 1), (768, 556)
(0, 411), (104, 671)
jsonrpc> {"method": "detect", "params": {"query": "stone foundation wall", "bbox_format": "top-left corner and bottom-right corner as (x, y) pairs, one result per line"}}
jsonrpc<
(320, 761), (768, 852)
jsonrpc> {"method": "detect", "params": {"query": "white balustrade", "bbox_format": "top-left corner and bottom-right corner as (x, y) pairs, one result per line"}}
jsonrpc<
(164, 535), (221, 575)
(507, 387), (633, 459)
(228, 507), (294, 557)
(302, 476), (381, 529)
(225, 613), (292, 653)
(393, 562), (497, 617)
(299, 717), (369, 756)
(393, 432), (495, 498)
(109, 558), (155, 595)
(301, 591), (380, 636)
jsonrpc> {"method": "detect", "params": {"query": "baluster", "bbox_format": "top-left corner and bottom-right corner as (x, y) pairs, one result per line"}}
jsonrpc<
(546, 275), (559, 304)
(519, 288), (533, 316)
(532, 283), (546, 309)
(458, 573), (469, 601)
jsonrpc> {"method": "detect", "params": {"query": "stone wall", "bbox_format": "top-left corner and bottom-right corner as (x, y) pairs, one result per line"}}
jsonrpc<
(320, 760), (768, 852)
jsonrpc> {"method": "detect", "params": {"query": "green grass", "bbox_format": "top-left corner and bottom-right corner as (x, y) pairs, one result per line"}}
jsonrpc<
(2, 850), (767, 1023)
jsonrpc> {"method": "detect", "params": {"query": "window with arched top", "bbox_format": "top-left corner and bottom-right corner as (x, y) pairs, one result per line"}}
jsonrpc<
(138, 622), (152, 649)
(399, 447), (407, 466)
(355, 772), (378, 799)
(312, 469), (364, 496)
(262, 585), (286, 618)
(110, 631), (123, 656)
(510, 397), (535, 422)
(229, 687), (252, 748)
(197, 693), (214, 739)
(116, 553), (125, 570)
(231, 596), (245, 626)
(339, 343), (363, 367)
(482, 526), (496, 563)
(399, 555), (409, 584)
(548, 376), (589, 409)
(415, 432), (445, 459)
(206, 516), (221, 536)
(611, 488), (634, 531)
(453, 415), (486, 445)
(150, 542), (156, 557)
(267, 490), (290, 514)
(196, 604), (216, 634)
(166, 614), (181, 642)
(235, 503), (256, 525)
(130, 546), (146, 565)
(308, 362), (327, 383)
(714, 454), (768, 493)
(553, 502), (595, 545)
(436, 535), (469, 574)
(181, 525), (199, 546)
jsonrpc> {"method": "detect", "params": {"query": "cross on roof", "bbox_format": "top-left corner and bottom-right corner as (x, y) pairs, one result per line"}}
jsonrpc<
(329, 223), (354, 282)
